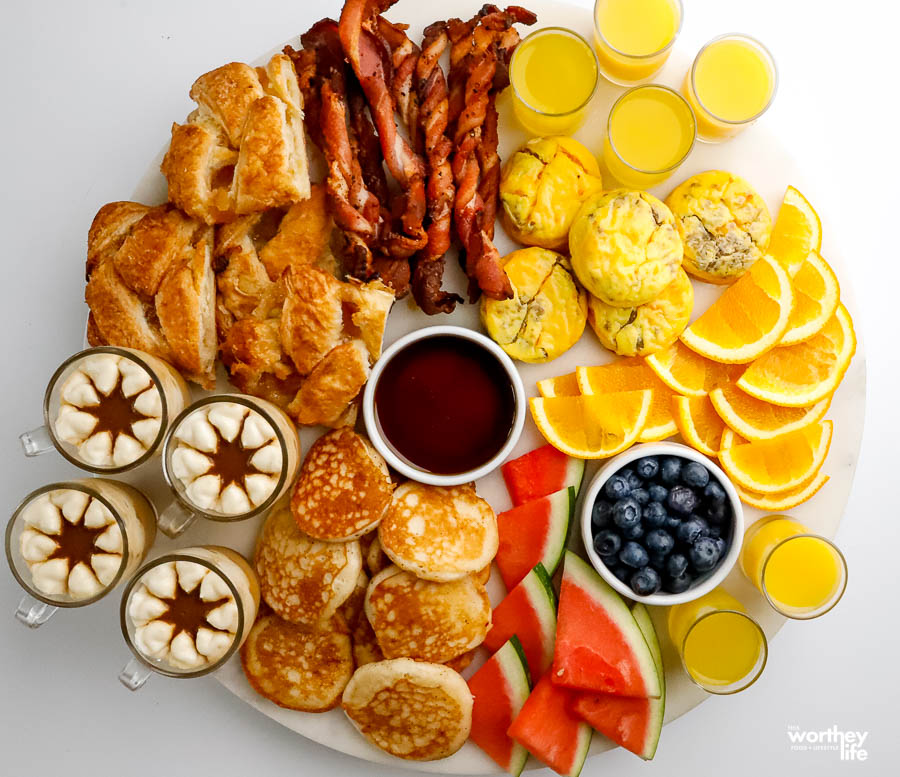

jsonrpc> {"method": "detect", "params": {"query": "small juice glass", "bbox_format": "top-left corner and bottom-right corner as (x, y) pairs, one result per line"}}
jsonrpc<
(602, 84), (696, 189)
(668, 587), (768, 694)
(593, 0), (683, 85)
(741, 515), (848, 619)
(683, 34), (778, 143)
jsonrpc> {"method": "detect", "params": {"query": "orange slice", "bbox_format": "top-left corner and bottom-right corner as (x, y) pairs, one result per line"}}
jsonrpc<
(737, 304), (856, 407)
(672, 395), (727, 457)
(680, 255), (794, 363)
(709, 382), (831, 441)
(735, 471), (830, 511)
(576, 361), (676, 441)
(768, 186), (823, 276)
(537, 372), (580, 398)
(718, 421), (833, 493)
(719, 427), (747, 451)
(780, 251), (840, 345)
(529, 390), (651, 459)
(644, 341), (739, 397)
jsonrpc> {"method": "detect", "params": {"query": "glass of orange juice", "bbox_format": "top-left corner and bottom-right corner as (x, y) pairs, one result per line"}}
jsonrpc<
(741, 515), (848, 620)
(668, 588), (768, 694)
(602, 84), (696, 189)
(510, 27), (599, 137)
(683, 33), (778, 143)
(593, 0), (683, 85)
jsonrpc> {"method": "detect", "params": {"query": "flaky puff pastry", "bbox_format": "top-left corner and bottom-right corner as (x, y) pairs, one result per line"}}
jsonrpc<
(162, 54), (311, 224)
(85, 202), (217, 388)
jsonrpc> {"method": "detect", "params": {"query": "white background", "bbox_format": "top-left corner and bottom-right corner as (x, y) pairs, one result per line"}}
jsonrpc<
(1, 0), (898, 774)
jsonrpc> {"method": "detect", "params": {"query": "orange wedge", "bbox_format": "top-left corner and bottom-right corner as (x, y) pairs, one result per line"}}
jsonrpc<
(718, 421), (833, 493)
(738, 304), (856, 407)
(780, 251), (840, 345)
(672, 395), (727, 457)
(719, 427), (747, 451)
(645, 341), (739, 397)
(709, 382), (831, 441)
(735, 471), (830, 511)
(768, 186), (823, 276)
(529, 390), (651, 459)
(680, 255), (794, 363)
(576, 361), (676, 442)
(537, 372), (580, 398)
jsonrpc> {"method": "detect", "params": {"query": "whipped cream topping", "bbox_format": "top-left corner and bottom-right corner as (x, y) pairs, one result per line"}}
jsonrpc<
(128, 560), (238, 670)
(19, 489), (123, 600)
(170, 402), (282, 515)
(54, 353), (162, 468)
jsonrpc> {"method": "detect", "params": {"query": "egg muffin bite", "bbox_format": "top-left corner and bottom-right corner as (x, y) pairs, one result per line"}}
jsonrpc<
(481, 247), (587, 363)
(588, 268), (694, 357)
(500, 136), (604, 251)
(569, 190), (683, 308)
(666, 170), (772, 284)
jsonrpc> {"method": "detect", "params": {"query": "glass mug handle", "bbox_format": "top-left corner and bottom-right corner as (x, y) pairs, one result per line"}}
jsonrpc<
(157, 500), (198, 538)
(119, 658), (153, 691)
(19, 425), (54, 457)
(15, 594), (58, 628)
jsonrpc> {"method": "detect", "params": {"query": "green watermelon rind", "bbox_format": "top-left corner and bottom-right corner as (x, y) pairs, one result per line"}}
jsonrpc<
(630, 604), (666, 761)
(560, 552), (661, 698)
(567, 721), (593, 777)
(564, 458), (586, 497)
(493, 637), (532, 777)
(538, 487), (575, 578)
(521, 563), (558, 676)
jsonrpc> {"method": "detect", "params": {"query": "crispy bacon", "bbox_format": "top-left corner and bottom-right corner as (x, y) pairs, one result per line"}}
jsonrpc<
(376, 15), (421, 152)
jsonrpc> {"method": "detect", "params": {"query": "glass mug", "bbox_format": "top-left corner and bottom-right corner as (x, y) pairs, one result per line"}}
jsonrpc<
(118, 546), (260, 689)
(6, 479), (157, 628)
(20, 346), (192, 474)
(157, 394), (302, 537)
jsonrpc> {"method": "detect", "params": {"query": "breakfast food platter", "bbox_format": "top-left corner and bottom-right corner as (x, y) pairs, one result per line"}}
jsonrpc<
(8, 0), (865, 773)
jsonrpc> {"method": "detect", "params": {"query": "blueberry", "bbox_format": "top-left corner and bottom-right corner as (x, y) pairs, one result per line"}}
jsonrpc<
(648, 484), (668, 503)
(677, 518), (707, 546)
(619, 541), (649, 569)
(714, 537), (728, 558)
(682, 462), (710, 488)
(635, 456), (659, 480)
(611, 565), (631, 584)
(591, 500), (613, 530)
(648, 553), (668, 572)
(689, 515), (710, 537)
(643, 501), (667, 528)
(666, 552), (689, 578)
(707, 525), (722, 539)
(705, 500), (729, 525)
(659, 456), (683, 485)
(667, 485), (700, 515)
(645, 528), (675, 557)
(690, 537), (721, 572)
(704, 480), (727, 505)
(612, 498), (641, 530)
(665, 572), (694, 594)
(622, 522), (645, 541)
(604, 474), (631, 500)
(622, 468), (643, 490)
(593, 529), (622, 558)
(630, 567), (661, 596)
(631, 487), (650, 506)
(666, 515), (682, 532)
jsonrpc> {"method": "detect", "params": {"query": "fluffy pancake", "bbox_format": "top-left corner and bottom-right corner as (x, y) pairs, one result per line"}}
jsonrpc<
(379, 483), (499, 582)
(340, 568), (369, 630)
(254, 505), (362, 626)
(364, 566), (491, 664)
(352, 617), (385, 667)
(444, 649), (476, 673)
(364, 535), (391, 576)
(241, 614), (353, 712)
(291, 428), (393, 540)
(341, 658), (473, 760)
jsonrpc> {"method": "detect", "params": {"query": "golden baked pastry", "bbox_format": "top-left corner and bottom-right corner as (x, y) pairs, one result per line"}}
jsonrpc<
(85, 201), (217, 388)
(161, 54), (311, 224)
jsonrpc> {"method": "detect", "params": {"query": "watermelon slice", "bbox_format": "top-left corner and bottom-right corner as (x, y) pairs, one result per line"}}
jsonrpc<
(508, 674), (592, 777)
(468, 637), (531, 776)
(572, 604), (666, 760)
(502, 444), (585, 507)
(496, 487), (573, 590)
(552, 552), (660, 698)
(483, 563), (556, 682)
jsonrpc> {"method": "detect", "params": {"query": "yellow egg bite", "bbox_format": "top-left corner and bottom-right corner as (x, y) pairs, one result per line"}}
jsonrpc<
(481, 247), (587, 363)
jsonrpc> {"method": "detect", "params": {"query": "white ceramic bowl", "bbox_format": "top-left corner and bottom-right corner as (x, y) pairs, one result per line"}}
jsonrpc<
(580, 442), (744, 605)
(362, 325), (526, 487)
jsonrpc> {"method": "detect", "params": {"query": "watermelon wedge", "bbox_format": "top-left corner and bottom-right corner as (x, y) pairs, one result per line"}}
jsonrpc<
(496, 487), (573, 590)
(502, 445), (585, 507)
(483, 563), (556, 682)
(508, 674), (592, 777)
(552, 552), (660, 698)
(572, 604), (666, 760)
(468, 637), (531, 776)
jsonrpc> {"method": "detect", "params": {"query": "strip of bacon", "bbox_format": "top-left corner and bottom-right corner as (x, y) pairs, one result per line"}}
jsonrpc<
(376, 15), (421, 153)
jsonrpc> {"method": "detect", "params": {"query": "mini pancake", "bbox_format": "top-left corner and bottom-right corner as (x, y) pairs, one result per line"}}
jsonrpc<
(473, 564), (491, 586)
(341, 658), (473, 760)
(364, 535), (391, 576)
(352, 617), (384, 667)
(254, 505), (362, 626)
(340, 568), (369, 630)
(444, 649), (476, 673)
(379, 483), (498, 582)
(364, 566), (491, 664)
(291, 428), (393, 541)
(241, 614), (353, 712)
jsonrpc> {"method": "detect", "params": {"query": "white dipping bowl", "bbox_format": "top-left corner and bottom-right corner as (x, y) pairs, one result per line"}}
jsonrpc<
(580, 441), (744, 605)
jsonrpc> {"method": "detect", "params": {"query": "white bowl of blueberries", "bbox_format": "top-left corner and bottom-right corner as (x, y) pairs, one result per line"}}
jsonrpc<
(580, 442), (744, 605)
